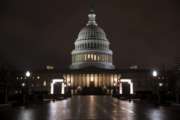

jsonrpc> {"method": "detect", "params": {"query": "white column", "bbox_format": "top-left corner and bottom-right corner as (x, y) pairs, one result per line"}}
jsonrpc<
(119, 82), (122, 94)
(61, 83), (65, 94)
(130, 82), (134, 94)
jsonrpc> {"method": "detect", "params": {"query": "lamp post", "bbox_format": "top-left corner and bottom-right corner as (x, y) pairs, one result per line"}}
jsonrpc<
(152, 70), (158, 94)
(23, 70), (31, 105)
(25, 70), (31, 93)
(67, 82), (71, 97)
(152, 70), (158, 77)
(152, 70), (160, 104)
(25, 71), (31, 78)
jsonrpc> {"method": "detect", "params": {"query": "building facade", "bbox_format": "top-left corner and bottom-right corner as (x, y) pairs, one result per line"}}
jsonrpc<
(68, 10), (118, 92)
(50, 10), (152, 95)
(16, 10), (154, 96)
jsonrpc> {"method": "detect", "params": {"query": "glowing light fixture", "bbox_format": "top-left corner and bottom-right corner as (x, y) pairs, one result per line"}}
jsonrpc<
(50, 79), (64, 94)
(119, 79), (134, 94)
(37, 76), (40, 80)
(90, 74), (94, 82)
(159, 82), (163, 87)
(25, 71), (31, 77)
(94, 55), (96, 61)
(22, 82), (26, 87)
(43, 81), (47, 86)
(152, 70), (158, 77)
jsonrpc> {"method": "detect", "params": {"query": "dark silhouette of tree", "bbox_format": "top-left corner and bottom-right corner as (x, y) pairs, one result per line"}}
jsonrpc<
(0, 63), (18, 104)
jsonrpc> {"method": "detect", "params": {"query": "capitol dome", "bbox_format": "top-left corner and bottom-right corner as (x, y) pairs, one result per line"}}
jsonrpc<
(70, 10), (115, 70)
(77, 25), (108, 41)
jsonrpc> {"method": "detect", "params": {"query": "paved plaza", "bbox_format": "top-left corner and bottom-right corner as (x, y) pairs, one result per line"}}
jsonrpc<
(0, 96), (180, 120)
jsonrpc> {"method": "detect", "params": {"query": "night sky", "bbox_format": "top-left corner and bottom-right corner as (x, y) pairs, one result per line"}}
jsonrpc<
(0, 0), (180, 70)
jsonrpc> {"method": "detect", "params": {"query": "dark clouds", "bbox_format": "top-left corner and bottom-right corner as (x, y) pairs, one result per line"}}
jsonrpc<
(0, 0), (180, 70)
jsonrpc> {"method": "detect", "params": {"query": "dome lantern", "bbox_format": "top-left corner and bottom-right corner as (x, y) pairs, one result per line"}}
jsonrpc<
(87, 10), (97, 26)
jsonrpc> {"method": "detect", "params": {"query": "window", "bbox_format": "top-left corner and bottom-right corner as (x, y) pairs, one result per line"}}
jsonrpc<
(90, 74), (94, 82)
(94, 54), (96, 61)
(91, 54), (93, 60)
(88, 54), (91, 59)
(37, 76), (40, 80)
(43, 81), (47, 86)
(84, 54), (87, 61)
(97, 56), (100, 61)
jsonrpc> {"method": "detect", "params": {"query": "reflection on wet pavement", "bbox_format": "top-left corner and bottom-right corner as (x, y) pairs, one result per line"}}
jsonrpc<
(0, 96), (180, 120)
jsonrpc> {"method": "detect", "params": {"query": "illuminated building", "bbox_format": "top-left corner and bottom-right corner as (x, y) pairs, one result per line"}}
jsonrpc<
(70, 10), (115, 70)
(16, 10), (154, 96)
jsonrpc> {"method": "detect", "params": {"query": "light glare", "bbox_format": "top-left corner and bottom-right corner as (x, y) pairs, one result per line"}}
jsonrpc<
(152, 70), (158, 77)
(25, 71), (31, 77)
(159, 82), (163, 87)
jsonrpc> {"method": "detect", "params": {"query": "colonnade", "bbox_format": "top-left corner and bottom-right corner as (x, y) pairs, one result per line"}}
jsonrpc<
(63, 73), (121, 87)
(72, 53), (113, 63)
(75, 42), (109, 50)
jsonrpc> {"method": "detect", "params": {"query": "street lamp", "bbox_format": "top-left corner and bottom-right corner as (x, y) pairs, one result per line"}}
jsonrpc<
(152, 70), (158, 77)
(152, 69), (161, 104)
(21, 82), (26, 87)
(159, 82), (163, 87)
(23, 70), (31, 105)
(25, 71), (31, 78)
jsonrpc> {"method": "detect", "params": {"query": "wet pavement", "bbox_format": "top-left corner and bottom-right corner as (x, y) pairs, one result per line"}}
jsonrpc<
(1, 96), (180, 120)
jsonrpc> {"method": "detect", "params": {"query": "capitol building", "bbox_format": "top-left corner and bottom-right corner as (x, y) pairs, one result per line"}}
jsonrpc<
(59, 10), (152, 95)
(18, 10), (154, 96)
(58, 10), (122, 94)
